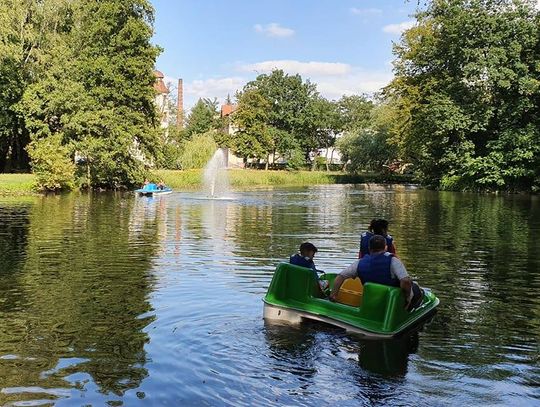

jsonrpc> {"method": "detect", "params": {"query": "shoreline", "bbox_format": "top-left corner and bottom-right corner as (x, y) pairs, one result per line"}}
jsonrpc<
(0, 170), (415, 196)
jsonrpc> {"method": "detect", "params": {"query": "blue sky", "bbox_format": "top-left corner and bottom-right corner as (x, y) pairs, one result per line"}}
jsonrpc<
(151, 0), (419, 110)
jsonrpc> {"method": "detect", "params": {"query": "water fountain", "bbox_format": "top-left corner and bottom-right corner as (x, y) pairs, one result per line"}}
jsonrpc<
(202, 148), (232, 199)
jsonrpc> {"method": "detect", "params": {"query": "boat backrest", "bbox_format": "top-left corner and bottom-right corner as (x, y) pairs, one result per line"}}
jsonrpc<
(265, 263), (322, 303)
(359, 283), (410, 330)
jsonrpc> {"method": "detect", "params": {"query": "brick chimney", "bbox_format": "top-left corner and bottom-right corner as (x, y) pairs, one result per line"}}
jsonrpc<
(177, 78), (183, 128)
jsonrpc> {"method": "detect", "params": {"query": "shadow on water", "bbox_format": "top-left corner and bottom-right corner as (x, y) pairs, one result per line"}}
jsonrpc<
(0, 193), (161, 405)
(264, 320), (419, 379)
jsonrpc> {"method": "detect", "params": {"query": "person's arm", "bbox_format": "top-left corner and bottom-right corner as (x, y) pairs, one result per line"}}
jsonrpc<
(329, 261), (358, 301)
(399, 276), (413, 308)
(329, 275), (346, 302)
(390, 257), (412, 308)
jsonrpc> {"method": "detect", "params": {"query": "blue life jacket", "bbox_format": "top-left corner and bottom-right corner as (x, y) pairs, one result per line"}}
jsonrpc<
(357, 252), (400, 287)
(290, 254), (316, 270)
(359, 232), (394, 258)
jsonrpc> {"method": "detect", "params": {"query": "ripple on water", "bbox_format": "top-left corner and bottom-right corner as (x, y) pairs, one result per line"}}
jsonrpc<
(0, 187), (540, 405)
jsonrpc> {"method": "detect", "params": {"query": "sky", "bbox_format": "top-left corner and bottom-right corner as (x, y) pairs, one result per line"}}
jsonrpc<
(151, 0), (420, 110)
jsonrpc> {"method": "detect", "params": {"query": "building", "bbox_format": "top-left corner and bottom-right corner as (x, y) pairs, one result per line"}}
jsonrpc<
(153, 70), (170, 129)
(220, 101), (245, 168)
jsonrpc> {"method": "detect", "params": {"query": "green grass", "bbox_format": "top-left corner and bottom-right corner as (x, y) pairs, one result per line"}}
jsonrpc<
(153, 169), (415, 189)
(0, 170), (415, 196)
(0, 173), (36, 195)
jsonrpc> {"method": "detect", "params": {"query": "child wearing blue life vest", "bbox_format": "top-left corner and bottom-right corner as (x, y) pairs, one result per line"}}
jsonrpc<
(359, 219), (396, 258)
(290, 242), (329, 293)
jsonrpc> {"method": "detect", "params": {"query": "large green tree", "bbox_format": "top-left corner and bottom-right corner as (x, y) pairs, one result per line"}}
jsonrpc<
(20, 0), (161, 189)
(387, 0), (540, 191)
(0, 0), (72, 172)
(231, 89), (271, 164)
(240, 69), (321, 162)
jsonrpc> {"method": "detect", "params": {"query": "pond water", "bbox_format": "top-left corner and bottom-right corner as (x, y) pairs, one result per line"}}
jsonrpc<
(0, 185), (538, 406)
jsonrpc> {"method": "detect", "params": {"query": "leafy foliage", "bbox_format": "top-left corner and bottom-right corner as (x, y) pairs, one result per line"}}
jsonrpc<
(185, 98), (221, 138)
(2, 0), (161, 190)
(387, 0), (540, 191)
(26, 134), (75, 191)
(178, 132), (218, 169)
(232, 69), (342, 168)
(231, 89), (271, 162)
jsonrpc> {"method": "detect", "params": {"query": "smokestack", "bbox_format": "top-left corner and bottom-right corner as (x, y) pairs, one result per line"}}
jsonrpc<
(177, 78), (183, 128)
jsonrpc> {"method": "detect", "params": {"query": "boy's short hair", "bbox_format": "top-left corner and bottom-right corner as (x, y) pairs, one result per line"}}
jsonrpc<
(368, 235), (387, 252)
(299, 242), (318, 254)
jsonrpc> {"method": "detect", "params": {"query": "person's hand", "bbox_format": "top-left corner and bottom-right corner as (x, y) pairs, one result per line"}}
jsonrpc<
(404, 298), (412, 310)
(329, 292), (337, 302)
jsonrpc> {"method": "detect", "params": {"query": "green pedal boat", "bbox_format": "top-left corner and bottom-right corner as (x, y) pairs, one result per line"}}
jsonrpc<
(263, 263), (440, 338)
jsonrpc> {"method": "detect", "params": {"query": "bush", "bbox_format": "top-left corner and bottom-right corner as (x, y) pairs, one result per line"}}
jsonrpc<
(27, 135), (76, 191)
(285, 149), (306, 171)
(178, 132), (218, 169)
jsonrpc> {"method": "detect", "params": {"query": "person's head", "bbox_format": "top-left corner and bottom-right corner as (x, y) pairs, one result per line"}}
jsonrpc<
(299, 242), (318, 259)
(372, 219), (389, 236)
(368, 219), (377, 232)
(368, 235), (387, 254)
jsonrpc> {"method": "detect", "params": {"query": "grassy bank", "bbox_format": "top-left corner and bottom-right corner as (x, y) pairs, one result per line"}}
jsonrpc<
(0, 170), (415, 196)
(0, 174), (36, 195)
(153, 169), (415, 189)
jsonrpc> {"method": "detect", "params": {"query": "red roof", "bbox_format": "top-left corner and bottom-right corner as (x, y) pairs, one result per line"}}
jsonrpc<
(221, 104), (237, 117)
(153, 70), (169, 94)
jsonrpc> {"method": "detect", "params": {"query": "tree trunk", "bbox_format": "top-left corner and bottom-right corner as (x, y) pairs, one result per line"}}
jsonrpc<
(325, 146), (330, 172)
(265, 154), (269, 170)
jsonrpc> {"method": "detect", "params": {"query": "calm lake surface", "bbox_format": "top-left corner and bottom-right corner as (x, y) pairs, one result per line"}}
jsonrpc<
(0, 185), (539, 406)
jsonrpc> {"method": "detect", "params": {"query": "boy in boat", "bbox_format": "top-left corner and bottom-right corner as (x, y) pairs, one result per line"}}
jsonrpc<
(331, 235), (423, 311)
(290, 242), (329, 293)
(359, 218), (396, 258)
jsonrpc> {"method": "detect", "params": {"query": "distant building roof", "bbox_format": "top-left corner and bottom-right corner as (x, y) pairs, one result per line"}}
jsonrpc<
(153, 70), (169, 94)
(221, 104), (237, 117)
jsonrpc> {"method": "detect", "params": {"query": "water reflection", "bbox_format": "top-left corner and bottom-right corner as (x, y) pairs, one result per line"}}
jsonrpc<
(0, 193), (158, 405)
(0, 186), (539, 405)
(264, 321), (419, 379)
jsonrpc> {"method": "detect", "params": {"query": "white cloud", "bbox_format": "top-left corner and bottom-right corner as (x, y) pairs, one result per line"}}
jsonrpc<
(183, 76), (246, 110)
(316, 70), (393, 99)
(241, 59), (392, 100)
(174, 60), (394, 111)
(382, 20), (415, 35)
(254, 23), (295, 38)
(350, 7), (382, 15)
(240, 60), (352, 76)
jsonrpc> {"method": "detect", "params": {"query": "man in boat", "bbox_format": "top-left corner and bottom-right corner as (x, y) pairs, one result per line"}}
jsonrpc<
(290, 242), (329, 293)
(330, 235), (423, 310)
(359, 218), (396, 258)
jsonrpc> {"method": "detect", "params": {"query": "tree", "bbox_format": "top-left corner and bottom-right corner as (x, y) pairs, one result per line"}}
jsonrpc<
(336, 102), (398, 173)
(20, 0), (161, 189)
(303, 97), (341, 170)
(242, 70), (320, 160)
(337, 95), (374, 132)
(387, 0), (540, 191)
(185, 98), (220, 138)
(26, 133), (76, 191)
(178, 132), (218, 169)
(0, 0), (73, 172)
(231, 89), (271, 165)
